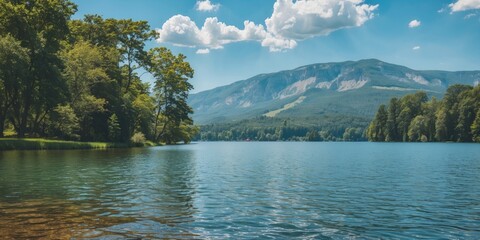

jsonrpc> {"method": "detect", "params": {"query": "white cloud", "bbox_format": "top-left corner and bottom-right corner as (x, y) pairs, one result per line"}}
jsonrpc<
(157, 15), (266, 49)
(464, 13), (477, 18)
(196, 0), (220, 12)
(261, 0), (378, 51)
(196, 48), (210, 54)
(408, 19), (421, 28)
(449, 0), (480, 12)
(265, 0), (378, 40)
(413, 46), (421, 50)
(157, 0), (379, 52)
(261, 34), (298, 52)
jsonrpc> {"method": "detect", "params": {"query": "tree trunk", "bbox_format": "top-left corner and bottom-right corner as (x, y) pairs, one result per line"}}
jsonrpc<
(18, 97), (31, 138)
(0, 101), (8, 137)
(0, 114), (5, 138)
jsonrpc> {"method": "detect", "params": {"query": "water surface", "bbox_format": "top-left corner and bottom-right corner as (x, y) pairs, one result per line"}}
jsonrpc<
(1, 142), (479, 239)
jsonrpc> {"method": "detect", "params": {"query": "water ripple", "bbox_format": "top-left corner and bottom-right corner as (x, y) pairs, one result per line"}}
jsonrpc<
(0, 142), (480, 239)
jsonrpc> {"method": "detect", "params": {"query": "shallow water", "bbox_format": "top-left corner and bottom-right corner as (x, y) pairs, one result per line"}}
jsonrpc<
(1, 142), (479, 239)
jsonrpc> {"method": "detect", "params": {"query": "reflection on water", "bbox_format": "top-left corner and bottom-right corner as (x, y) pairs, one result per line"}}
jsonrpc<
(0, 148), (199, 239)
(1, 142), (480, 239)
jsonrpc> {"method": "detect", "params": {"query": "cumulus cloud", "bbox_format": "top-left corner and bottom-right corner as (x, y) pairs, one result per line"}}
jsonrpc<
(196, 0), (220, 12)
(265, 0), (378, 40)
(157, 0), (379, 53)
(157, 15), (266, 51)
(261, 0), (378, 51)
(408, 19), (421, 28)
(449, 0), (480, 12)
(261, 34), (298, 52)
(413, 46), (421, 50)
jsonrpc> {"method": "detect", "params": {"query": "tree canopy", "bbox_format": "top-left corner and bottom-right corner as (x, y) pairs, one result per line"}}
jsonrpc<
(367, 85), (480, 143)
(0, 1), (197, 144)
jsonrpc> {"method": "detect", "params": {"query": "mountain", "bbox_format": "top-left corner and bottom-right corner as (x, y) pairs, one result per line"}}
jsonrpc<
(189, 59), (480, 124)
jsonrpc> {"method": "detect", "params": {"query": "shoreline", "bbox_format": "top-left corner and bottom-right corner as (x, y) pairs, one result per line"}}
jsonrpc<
(0, 138), (154, 151)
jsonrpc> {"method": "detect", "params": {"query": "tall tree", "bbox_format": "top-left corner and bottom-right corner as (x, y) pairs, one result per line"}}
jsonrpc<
(116, 19), (154, 93)
(472, 110), (480, 143)
(147, 47), (194, 143)
(397, 106), (412, 142)
(454, 89), (477, 142)
(422, 97), (439, 141)
(408, 115), (429, 142)
(0, 35), (29, 137)
(385, 97), (400, 141)
(0, 0), (77, 137)
(61, 41), (110, 140)
(69, 15), (157, 141)
(370, 85), (480, 143)
(444, 84), (473, 141)
(367, 104), (387, 141)
(435, 108), (448, 141)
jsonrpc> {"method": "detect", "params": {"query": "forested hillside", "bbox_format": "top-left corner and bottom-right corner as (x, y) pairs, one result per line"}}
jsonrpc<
(190, 59), (479, 142)
(0, 0), (197, 144)
(197, 116), (369, 142)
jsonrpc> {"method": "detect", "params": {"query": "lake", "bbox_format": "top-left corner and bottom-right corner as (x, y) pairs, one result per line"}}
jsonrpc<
(0, 142), (479, 239)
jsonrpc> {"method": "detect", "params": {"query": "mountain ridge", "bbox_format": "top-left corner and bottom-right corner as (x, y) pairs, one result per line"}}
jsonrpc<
(189, 59), (480, 124)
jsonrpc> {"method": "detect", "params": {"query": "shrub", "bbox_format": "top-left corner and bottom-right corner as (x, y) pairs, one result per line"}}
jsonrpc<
(131, 132), (146, 146)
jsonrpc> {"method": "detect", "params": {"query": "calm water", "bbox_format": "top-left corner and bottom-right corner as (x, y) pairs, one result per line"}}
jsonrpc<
(0, 142), (479, 239)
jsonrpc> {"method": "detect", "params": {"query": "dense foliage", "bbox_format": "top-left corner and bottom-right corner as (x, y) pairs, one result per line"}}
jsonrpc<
(196, 116), (369, 141)
(0, 0), (197, 143)
(367, 84), (480, 142)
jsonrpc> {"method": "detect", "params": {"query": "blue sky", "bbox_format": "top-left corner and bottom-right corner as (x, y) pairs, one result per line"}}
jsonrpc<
(73, 0), (480, 93)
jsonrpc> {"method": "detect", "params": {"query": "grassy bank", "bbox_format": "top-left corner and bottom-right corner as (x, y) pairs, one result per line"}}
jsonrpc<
(0, 138), (136, 150)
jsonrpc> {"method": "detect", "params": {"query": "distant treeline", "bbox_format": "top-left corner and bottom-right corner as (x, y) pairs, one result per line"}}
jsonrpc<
(0, 0), (197, 144)
(196, 116), (370, 141)
(367, 84), (480, 142)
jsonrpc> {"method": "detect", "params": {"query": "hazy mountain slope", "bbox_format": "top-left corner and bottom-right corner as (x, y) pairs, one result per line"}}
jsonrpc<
(189, 59), (480, 124)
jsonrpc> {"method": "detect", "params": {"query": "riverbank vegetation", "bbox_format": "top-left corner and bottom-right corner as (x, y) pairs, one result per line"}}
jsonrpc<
(367, 84), (480, 142)
(0, 138), (137, 150)
(0, 0), (198, 147)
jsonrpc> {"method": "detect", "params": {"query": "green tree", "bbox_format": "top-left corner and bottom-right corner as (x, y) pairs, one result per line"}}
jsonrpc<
(0, 0), (77, 137)
(385, 97), (400, 141)
(472, 110), (480, 142)
(132, 93), (156, 139)
(116, 19), (155, 93)
(455, 91), (475, 142)
(48, 104), (79, 140)
(444, 84), (473, 140)
(62, 41), (109, 105)
(68, 15), (118, 48)
(61, 41), (110, 140)
(397, 92), (428, 141)
(435, 107), (448, 141)
(397, 106), (413, 142)
(307, 130), (321, 141)
(408, 115), (429, 142)
(0, 35), (29, 137)
(343, 127), (362, 141)
(367, 85), (479, 143)
(367, 104), (387, 141)
(147, 47), (194, 143)
(422, 97), (439, 141)
(68, 15), (150, 142)
(108, 114), (121, 142)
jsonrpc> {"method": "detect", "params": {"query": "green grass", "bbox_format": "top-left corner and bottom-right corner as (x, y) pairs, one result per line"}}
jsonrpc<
(0, 138), (135, 151)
